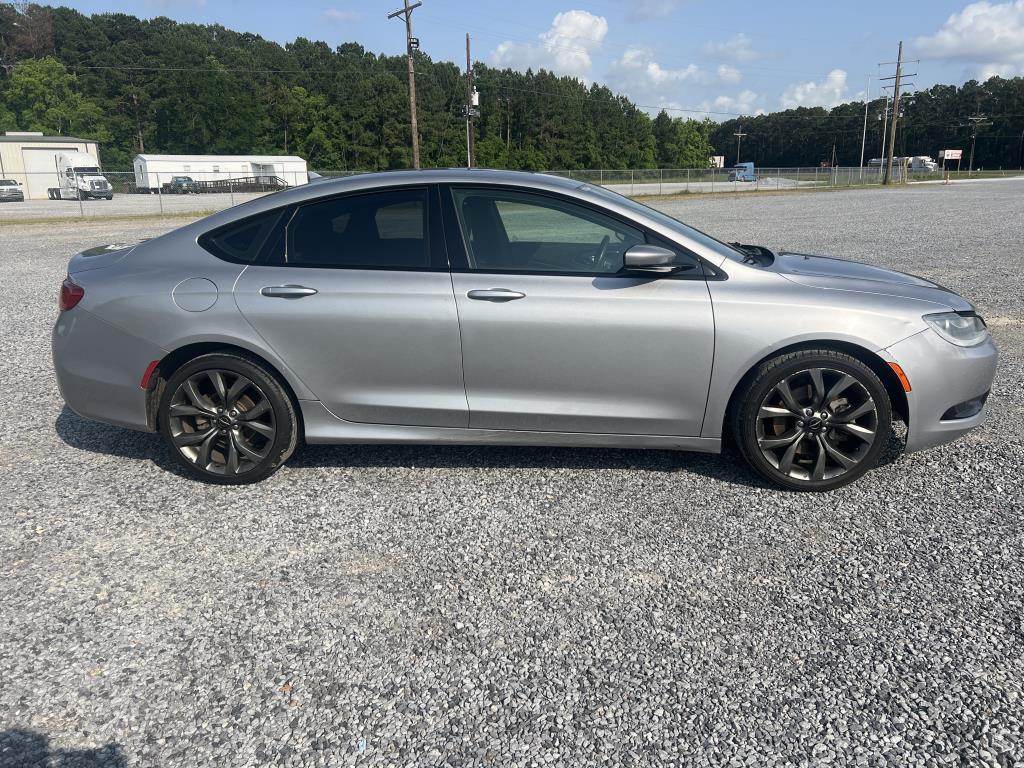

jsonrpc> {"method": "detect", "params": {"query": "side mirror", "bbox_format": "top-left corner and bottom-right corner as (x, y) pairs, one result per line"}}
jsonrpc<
(623, 244), (688, 273)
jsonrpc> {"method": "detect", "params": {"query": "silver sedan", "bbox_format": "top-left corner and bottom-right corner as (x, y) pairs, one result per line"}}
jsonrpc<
(52, 169), (998, 490)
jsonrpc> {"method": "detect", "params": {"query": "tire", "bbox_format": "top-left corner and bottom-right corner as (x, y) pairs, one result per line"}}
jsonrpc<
(731, 349), (892, 491)
(158, 352), (298, 484)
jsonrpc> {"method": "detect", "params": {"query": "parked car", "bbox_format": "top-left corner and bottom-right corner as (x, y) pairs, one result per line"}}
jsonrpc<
(164, 175), (199, 194)
(52, 169), (997, 489)
(0, 179), (24, 202)
(729, 162), (757, 182)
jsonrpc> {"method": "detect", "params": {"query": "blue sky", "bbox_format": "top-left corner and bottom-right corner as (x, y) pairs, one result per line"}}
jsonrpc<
(58, 0), (1024, 119)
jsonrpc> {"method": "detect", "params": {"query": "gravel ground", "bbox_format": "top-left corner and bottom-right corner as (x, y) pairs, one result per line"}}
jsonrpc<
(0, 191), (267, 221)
(1, 180), (1022, 767)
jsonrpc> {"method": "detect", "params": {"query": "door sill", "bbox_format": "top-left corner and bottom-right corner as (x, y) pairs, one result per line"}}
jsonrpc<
(299, 401), (721, 453)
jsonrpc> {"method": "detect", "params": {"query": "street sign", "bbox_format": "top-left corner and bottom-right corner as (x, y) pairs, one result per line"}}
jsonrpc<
(940, 149), (963, 160)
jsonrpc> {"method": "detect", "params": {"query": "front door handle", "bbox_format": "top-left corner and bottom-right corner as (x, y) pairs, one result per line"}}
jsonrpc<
(260, 285), (318, 299)
(466, 288), (526, 302)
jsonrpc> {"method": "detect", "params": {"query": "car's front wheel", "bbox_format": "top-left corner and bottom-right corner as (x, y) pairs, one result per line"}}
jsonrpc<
(158, 352), (298, 484)
(732, 350), (892, 491)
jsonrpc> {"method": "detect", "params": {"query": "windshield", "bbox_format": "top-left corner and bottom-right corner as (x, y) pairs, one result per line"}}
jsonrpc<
(73, 167), (102, 174)
(581, 183), (748, 262)
(0, 180), (16, 186)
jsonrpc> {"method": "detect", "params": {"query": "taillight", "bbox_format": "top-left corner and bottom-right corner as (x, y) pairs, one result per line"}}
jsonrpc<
(59, 278), (85, 311)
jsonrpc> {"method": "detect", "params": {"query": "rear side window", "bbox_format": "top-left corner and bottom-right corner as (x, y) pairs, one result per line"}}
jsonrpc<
(199, 209), (286, 264)
(286, 188), (429, 269)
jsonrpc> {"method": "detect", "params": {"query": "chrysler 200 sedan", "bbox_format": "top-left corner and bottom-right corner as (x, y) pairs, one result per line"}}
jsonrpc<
(52, 169), (997, 490)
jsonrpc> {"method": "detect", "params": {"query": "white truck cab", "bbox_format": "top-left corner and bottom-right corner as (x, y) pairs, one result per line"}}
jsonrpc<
(48, 152), (114, 201)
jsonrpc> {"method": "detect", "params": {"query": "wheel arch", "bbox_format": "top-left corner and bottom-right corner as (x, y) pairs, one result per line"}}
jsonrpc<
(145, 341), (306, 437)
(721, 339), (909, 443)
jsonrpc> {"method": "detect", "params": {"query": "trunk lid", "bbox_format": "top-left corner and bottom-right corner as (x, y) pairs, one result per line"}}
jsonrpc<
(67, 242), (144, 275)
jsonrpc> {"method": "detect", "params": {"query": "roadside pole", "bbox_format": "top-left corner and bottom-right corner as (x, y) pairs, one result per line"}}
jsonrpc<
(157, 173), (163, 215)
(882, 42), (904, 185)
(859, 76), (869, 179)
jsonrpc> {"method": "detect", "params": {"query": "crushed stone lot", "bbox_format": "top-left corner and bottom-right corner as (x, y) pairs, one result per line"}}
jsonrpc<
(1, 180), (1022, 766)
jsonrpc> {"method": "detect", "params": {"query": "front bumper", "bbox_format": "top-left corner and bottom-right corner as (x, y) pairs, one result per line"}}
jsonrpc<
(886, 328), (998, 453)
(53, 308), (165, 432)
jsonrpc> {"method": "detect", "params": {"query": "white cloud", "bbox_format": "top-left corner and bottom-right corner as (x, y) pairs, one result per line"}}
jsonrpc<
(702, 33), (758, 63)
(717, 64), (741, 84)
(614, 46), (700, 84)
(324, 8), (360, 23)
(701, 90), (765, 116)
(914, 0), (1024, 78)
(606, 47), (702, 113)
(779, 69), (849, 109)
(490, 10), (608, 81)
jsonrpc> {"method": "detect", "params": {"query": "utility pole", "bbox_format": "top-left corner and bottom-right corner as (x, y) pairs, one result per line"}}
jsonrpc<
(966, 115), (991, 176)
(879, 41), (917, 184)
(388, 0), (422, 169)
(504, 95), (512, 153)
(878, 96), (890, 165)
(859, 76), (870, 176)
(733, 125), (746, 165)
(465, 33), (476, 168)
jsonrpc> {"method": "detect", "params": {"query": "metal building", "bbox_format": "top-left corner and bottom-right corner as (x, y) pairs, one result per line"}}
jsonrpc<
(0, 132), (102, 200)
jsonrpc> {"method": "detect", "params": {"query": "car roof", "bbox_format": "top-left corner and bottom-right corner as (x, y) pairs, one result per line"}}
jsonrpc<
(297, 168), (581, 195)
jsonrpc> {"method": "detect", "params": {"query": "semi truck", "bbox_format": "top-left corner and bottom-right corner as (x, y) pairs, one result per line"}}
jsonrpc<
(728, 162), (757, 182)
(47, 152), (114, 200)
(868, 156), (938, 172)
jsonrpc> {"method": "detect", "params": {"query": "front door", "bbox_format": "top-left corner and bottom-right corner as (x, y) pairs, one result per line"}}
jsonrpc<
(233, 186), (468, 428)
(445, 186), (715, 436)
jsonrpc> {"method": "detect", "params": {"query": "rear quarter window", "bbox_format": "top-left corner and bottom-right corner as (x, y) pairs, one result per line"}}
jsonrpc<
(198, 209), (287, 264)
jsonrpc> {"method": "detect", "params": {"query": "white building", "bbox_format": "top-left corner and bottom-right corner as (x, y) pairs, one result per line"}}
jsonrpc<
(133, 154), (308, 191)
(0, 132), (102, 199)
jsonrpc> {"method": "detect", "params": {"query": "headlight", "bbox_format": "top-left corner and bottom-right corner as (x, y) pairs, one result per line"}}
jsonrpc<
(924, 311), (989, 347)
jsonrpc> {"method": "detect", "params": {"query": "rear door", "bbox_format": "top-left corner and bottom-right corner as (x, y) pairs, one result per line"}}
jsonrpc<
(232, 186), (468, 427)
(443, 186), (715, 436)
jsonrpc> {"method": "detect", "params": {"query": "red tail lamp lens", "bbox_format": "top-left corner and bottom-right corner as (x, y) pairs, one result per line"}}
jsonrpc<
(59, 279), (85, 311)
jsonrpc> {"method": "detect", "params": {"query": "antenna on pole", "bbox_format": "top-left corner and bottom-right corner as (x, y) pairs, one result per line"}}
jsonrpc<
(388, 0), (423, 169)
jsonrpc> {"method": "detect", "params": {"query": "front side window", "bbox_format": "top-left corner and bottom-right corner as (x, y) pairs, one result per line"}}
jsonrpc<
(452, 188), (644, 274)
(286, 188), (429, 269)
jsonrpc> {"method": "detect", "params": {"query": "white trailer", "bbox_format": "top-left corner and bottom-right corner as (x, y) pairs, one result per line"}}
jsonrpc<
(47, 151), (113, 200)
(133, 154), (308, 193)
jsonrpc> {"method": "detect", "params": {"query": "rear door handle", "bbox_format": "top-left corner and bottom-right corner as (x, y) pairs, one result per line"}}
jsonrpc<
(466, 288), (526, 302)
(260, 285), (318, 299)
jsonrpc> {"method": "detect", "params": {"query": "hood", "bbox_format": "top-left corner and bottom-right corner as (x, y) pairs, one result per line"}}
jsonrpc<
(68, 242), (144, 274)
(771, 251), (972, 311)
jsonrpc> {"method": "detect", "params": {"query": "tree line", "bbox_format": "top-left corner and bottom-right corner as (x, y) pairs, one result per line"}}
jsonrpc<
(1, 3), (1022, 172)
(711, 78), (1024, 169)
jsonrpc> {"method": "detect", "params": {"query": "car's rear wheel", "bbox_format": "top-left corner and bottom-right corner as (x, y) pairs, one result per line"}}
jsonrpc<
(732, 350), (892, 491)
(158, 352), (297, 484)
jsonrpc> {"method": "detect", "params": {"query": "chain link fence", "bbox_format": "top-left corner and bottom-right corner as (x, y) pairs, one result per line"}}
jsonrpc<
(1, 166), (1020, 222)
